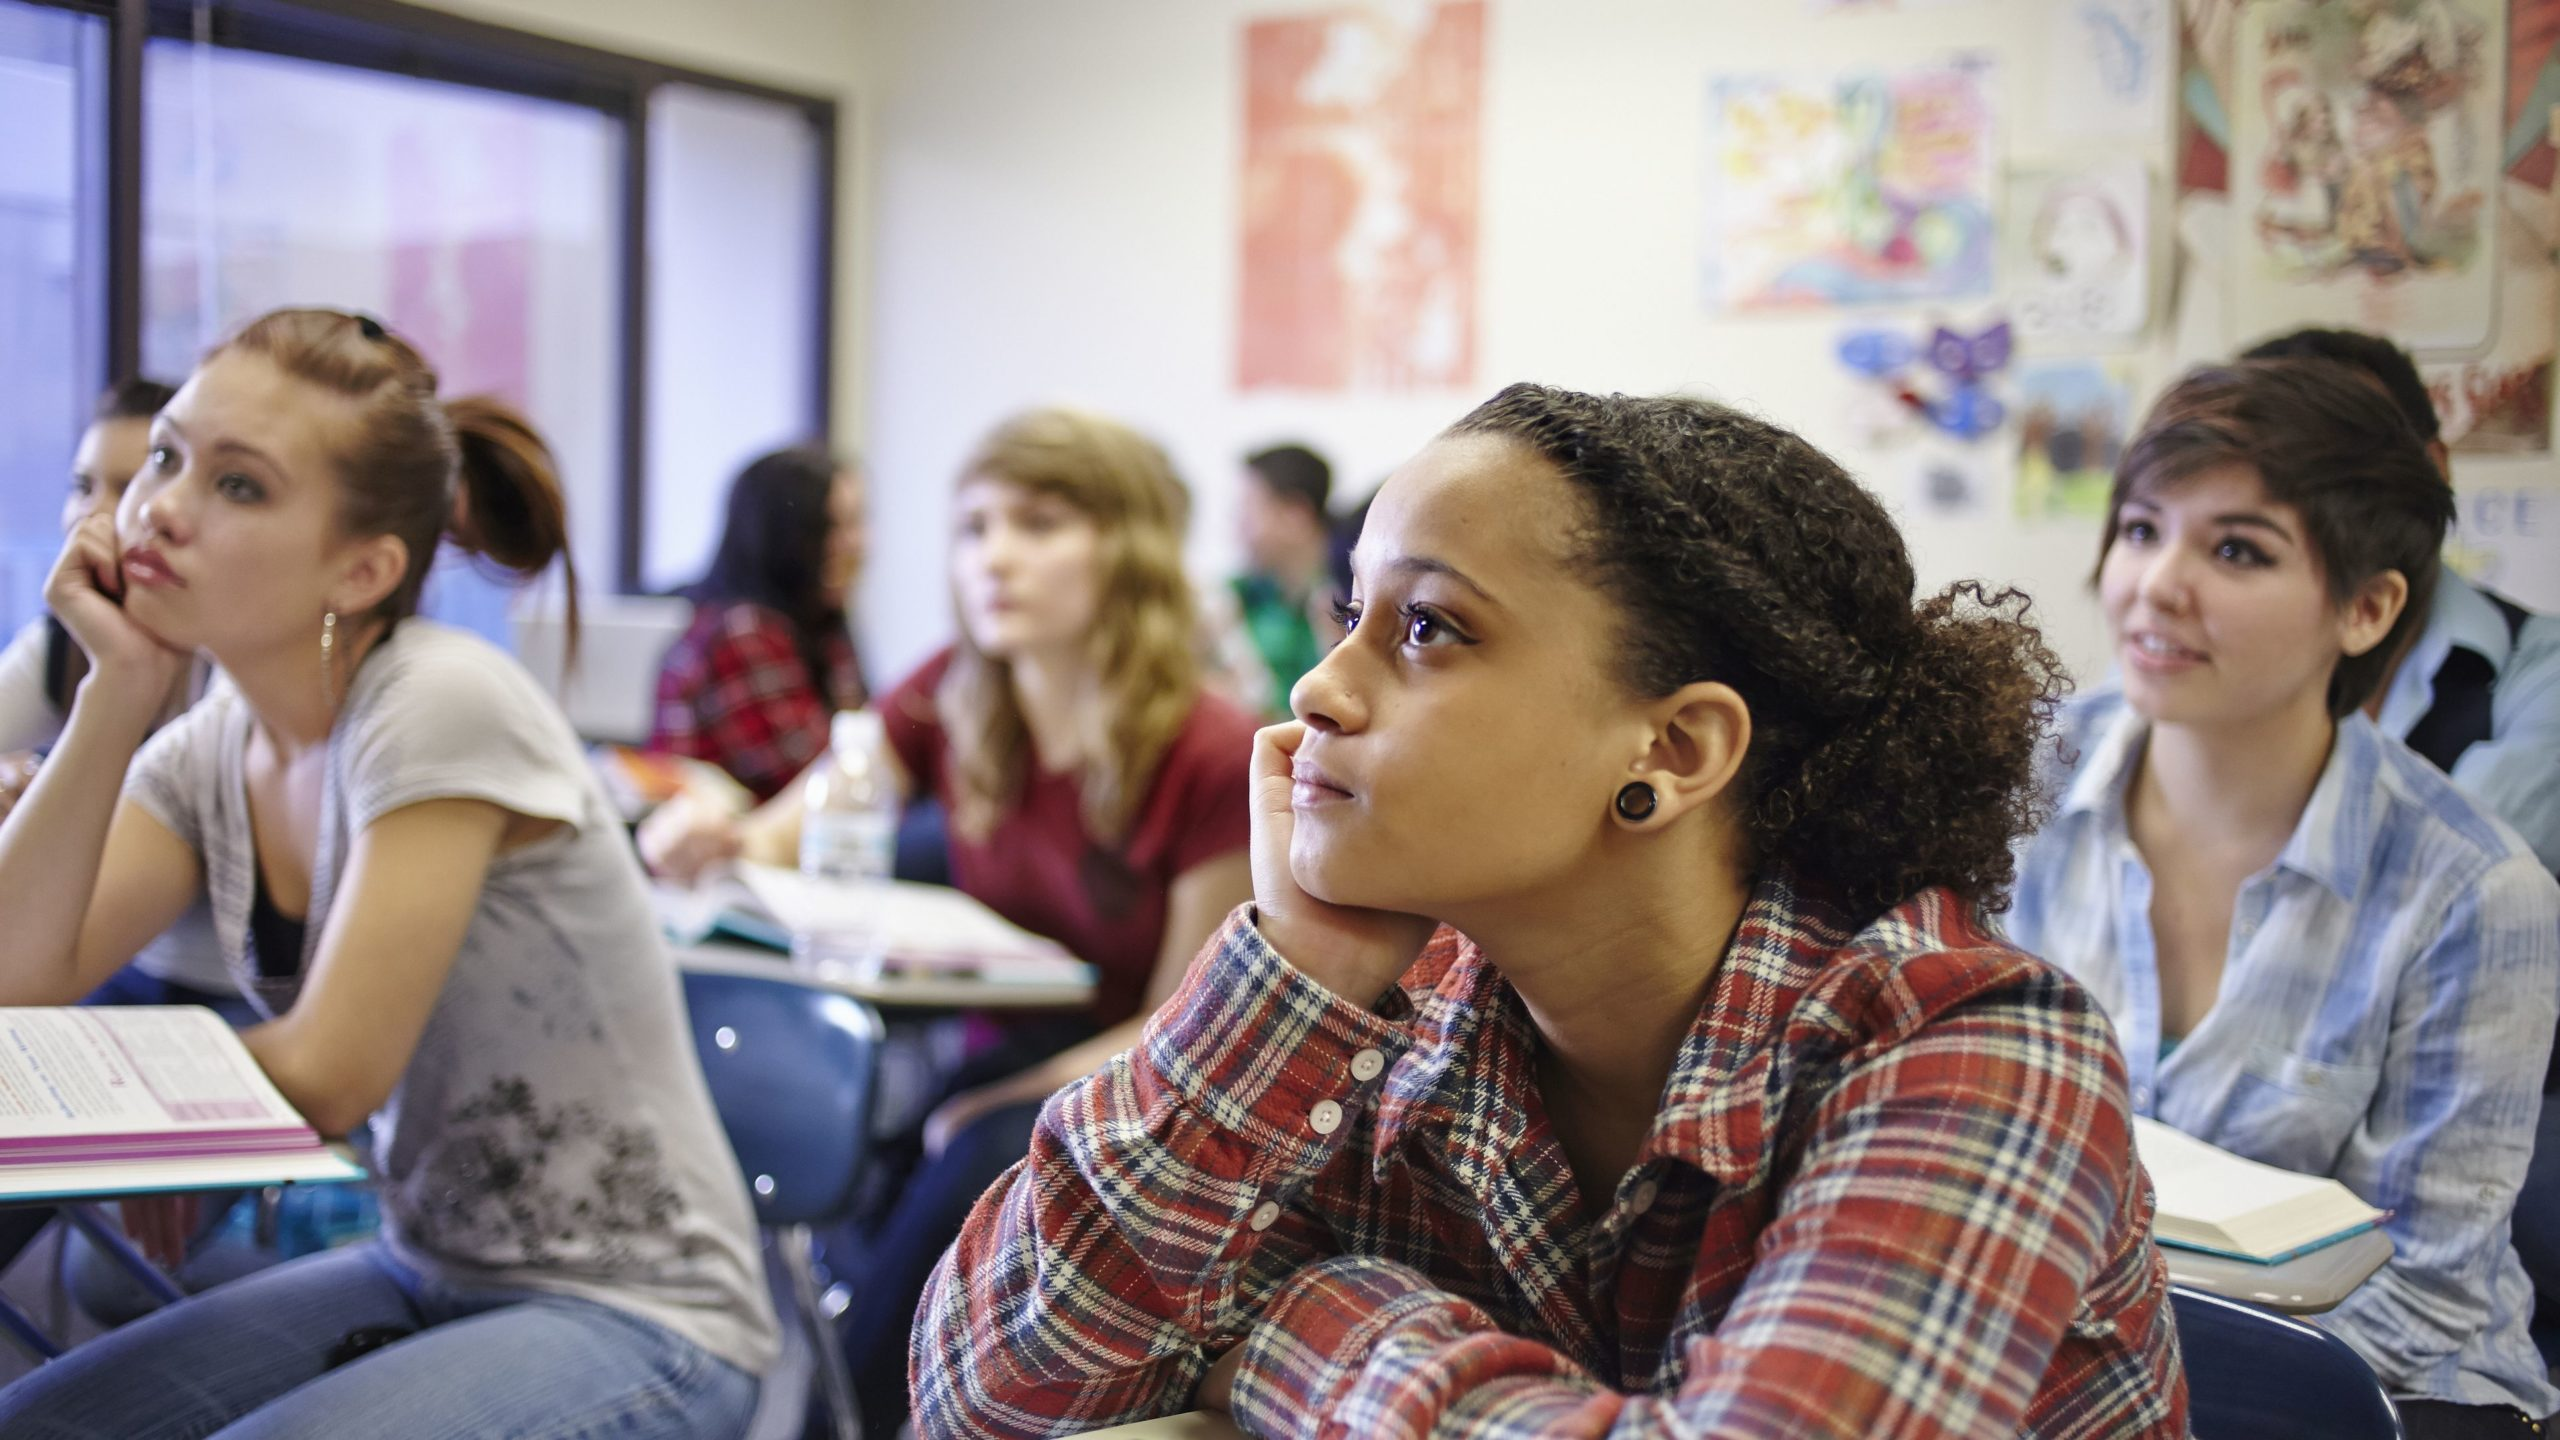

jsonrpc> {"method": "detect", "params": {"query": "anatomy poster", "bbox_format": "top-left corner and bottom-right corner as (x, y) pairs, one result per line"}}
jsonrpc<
(1238, 2), (1483, 391)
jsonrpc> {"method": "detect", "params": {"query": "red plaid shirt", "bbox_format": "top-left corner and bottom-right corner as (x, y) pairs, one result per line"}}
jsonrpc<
(914, 876), (2187, 1439)
(650, 601), (864, 801)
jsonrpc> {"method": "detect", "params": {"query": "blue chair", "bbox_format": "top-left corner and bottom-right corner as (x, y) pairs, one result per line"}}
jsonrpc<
(683, 969), (884, 1440)
(2171, 1284), (2403, 1439)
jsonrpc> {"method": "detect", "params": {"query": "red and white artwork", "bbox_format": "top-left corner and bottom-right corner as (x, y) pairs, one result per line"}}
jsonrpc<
(1238, 2), (1483, 392)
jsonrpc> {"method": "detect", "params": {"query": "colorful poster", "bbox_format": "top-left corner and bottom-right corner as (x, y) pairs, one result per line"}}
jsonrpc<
(2230, 0), (2507, 352)
(2422, 177), (2560, 453)
(2007, 162), (2154, 344)
(2014, 361), (2136, 519)
(2046, 0), (2177, 142)
(1238, 2), (1483, 391)
(1705, 56), (1999, 310)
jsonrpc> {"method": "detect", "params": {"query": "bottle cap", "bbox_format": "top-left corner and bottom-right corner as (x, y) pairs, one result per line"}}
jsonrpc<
(830, 708), (885, 760)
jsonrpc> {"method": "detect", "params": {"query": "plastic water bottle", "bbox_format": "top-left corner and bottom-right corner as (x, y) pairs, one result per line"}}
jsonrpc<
(794, 709), (898, 976)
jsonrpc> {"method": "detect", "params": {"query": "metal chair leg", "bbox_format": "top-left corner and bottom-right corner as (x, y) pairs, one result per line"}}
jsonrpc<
(777, 1223), (862, 1440)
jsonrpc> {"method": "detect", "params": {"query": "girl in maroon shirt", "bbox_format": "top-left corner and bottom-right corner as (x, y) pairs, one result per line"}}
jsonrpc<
(644, 407), (1257, 1431)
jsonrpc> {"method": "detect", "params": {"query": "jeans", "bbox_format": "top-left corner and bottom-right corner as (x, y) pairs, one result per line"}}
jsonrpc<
(0, 1243), (761, 1440)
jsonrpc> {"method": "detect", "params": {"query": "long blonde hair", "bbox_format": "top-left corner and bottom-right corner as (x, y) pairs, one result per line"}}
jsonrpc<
(940, 408), (1200, 844)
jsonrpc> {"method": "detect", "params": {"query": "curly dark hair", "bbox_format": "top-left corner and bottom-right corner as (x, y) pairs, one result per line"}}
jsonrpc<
(1448, 384), (2068, 918)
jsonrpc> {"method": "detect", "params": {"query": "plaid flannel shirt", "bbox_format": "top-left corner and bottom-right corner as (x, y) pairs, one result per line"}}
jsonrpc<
(649, 601), (862, 801)
(912, 876), (2188, 1439)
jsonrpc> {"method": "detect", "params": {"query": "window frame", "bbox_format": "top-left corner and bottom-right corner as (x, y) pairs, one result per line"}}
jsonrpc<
(15, 0), (838, 592)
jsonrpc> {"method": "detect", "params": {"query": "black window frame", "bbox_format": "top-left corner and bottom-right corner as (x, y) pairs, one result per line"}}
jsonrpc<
(15, 0), (839, 592)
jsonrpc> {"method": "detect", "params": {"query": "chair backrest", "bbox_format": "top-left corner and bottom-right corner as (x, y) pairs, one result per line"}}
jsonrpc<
(2171, 1285), (2403, 1440)
(681, 969), (884, 1229)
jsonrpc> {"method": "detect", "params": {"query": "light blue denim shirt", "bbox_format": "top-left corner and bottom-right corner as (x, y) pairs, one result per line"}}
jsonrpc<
(2375, 573), (2560, 873)
(2008, 690), (2560, 1414)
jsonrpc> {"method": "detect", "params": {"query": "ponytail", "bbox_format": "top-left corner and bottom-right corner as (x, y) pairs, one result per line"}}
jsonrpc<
(212, 309), (578, 658)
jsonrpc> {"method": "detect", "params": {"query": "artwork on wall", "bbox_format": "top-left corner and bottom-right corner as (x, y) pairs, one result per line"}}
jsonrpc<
(2046, 0), (2178, 142)
(2006, 161), (2155, 344)
(2228, 0), (2507, 352)
(1237, 1), (1484, 391)
(1833, 315), (2014, 443)
(1705, 55), (1999, 309)
(2013, 361), (2136, 519)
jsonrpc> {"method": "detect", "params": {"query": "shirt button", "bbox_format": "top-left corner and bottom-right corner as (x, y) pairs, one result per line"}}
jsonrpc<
(1248, 1200), (1281, 1232)
(2133, 1085), (2153, 1108)
(1350, 1048), (1386, 1082)
(1309, 1099), (1343, 1136)
(1630, 1180), (1661, 1215)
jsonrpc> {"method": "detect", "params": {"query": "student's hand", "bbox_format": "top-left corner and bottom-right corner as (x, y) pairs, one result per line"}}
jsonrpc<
(1249, 722), (1437, 1006)
(0, 751), (38, 823)
(118, 1192), (203, 1270)
(637, 791), (743, 886)
(45, 513), (187, 708)
(1196, 1341), (1246, 1412)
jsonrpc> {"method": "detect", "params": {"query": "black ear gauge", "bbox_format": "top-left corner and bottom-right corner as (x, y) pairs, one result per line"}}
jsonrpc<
(1613, 781), (1659, 823)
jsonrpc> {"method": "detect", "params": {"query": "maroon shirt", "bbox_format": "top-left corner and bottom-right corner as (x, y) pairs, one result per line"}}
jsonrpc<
(880, 649), (1256, 1026)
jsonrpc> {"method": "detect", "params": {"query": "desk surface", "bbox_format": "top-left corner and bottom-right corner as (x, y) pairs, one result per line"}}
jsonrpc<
(2158, 1226), (2393, 1315)
(675, 939), (1095, 1011)
(1068, 1413), (1246, 1440)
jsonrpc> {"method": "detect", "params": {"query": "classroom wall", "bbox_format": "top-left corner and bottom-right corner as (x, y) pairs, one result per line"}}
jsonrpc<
(854, 0), (2559, 692)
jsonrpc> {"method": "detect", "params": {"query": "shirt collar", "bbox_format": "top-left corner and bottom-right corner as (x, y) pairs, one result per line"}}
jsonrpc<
(2270, 712), (2383, 904)
(2053, 697), (2377, 905)
(1368, 870), (1860, 1189)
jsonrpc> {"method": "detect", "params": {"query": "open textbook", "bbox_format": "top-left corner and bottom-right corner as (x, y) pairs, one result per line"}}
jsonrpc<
(2135, 1116), (2388, 1264)
(0, 1007), (364, 1202)
(654, 864), (1096, 990)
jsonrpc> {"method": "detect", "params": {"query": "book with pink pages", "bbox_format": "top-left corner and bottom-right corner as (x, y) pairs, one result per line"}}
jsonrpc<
(0, 1007), (365, 1203)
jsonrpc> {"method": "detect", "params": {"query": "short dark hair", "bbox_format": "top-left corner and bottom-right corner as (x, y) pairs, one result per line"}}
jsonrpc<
(2104, 359), (2452, 718)
(93, 378), (176, 424)
(1449, 384), (2066, 919)
(1244, 443), (1332, 517)
(2239, 327), (2439, 442)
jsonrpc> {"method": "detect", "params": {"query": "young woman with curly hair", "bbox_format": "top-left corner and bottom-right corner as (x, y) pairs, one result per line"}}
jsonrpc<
(2009, 359), (2560, 1440)
(646, 406), (1259, 1432)
(912, 384), (2189, 1439)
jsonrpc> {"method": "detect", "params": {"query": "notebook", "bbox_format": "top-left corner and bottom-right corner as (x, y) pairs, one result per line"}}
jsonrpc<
(656, 864), (1097, 990)
(2135, 1116), (2387, 1264)
(0, 1007), (366, 1202)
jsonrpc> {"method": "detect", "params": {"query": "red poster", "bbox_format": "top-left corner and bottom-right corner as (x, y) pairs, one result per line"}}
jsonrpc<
(1239, 2), (1483, 391)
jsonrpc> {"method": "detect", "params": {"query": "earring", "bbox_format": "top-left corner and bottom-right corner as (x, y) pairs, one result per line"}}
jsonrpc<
(319, 610), (338, 711)
(1613, 781), (1659, 823)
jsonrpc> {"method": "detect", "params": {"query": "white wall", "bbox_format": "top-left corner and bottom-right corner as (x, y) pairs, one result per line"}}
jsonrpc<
(855, 0), (2558, 692)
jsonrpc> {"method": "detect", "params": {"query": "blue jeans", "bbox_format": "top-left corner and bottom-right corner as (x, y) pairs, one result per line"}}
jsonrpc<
(0, 1244), (760, 1440)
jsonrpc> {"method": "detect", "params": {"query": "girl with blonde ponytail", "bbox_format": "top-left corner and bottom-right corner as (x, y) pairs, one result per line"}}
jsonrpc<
(0, 309), (774, 1438)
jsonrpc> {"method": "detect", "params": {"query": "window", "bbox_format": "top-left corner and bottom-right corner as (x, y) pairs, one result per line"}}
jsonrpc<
(0, 0), (106, 635)
(1, 0), (835, 649)
(643, 81), (826, 594)
(143, 40), (622, 644)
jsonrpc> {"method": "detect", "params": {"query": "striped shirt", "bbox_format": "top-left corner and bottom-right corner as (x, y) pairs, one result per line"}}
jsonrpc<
(2008, 690), (2560, 1414)
(913, 876), (2187, 1439)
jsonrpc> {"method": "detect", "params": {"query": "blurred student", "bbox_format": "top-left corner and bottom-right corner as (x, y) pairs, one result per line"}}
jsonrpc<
(650, 445), (868, 801)
(2009, 360), (2560, 1439)
(914, 384), (2187, 1438)
(0, 309), (774, 1439)
(2241, 327), (2558, 874)
(1202, 443), (1338, 718)
(643, 406), (1257, 1432)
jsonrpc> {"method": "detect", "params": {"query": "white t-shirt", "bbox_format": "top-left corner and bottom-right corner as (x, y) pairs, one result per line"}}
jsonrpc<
(126, 620), (777, 1374)
(1, 617), (231, 994)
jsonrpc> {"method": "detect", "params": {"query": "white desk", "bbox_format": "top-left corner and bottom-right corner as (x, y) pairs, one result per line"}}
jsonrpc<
(1068, 1413), (1245, 1440)
(675, 939), (1095, 1012)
